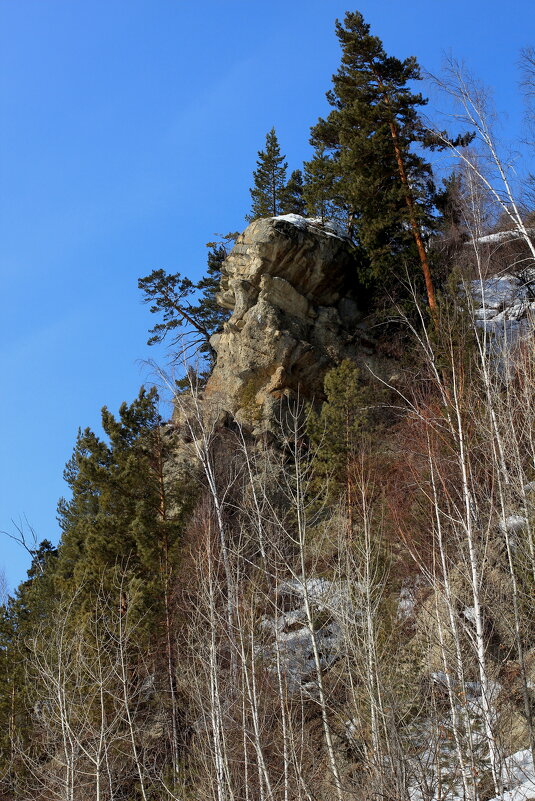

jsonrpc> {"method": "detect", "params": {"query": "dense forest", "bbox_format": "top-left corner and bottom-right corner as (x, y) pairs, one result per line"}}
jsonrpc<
(1, 11), (535, 801)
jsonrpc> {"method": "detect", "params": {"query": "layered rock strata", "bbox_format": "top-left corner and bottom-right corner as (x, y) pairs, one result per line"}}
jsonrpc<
(203, 215), (374, 431)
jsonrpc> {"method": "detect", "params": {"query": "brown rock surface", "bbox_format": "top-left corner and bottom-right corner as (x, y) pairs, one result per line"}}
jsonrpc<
(203, 215), (379, 432)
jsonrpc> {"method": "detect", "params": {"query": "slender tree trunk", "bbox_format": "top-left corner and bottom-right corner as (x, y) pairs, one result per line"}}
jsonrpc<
(451, 365), (503, 799)
(429, 446), (479, 801)
(372, 69), (439, 324)
(388, 118), (439, 323)
(117, 594), (149, 801)
(291, 421), (344, 801)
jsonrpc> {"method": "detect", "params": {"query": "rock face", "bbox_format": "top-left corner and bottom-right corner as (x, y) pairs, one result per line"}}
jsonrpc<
(204, 215), (371, 431)
(471, 270), (535, 341)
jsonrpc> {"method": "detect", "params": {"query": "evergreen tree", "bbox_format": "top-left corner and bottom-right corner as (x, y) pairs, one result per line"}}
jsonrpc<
(0, 540), (59, 790)
(431, 172), (470, 276)
(303, 145), (345, 224)
(138, 235), (234, 368)
(310, 12), (441, 310)
(247, 127), (288, 220)
(138, 269), (199, 346)
(307, 360), (374, 511)
(56, 387), (191, 620)
(0, 390), (194, 796)
(54, 388), (193, 783)
(196, 236), (237, 338)
(280, 169), (306, 215)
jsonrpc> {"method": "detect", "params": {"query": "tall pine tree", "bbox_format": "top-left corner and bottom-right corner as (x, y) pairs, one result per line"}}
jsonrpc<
(303, 145), (345, 223)
(56, 386), (191, 619)
(280, 169), (306, 215)
(247, 127), (288, 220)
(309, 12), (439, 312)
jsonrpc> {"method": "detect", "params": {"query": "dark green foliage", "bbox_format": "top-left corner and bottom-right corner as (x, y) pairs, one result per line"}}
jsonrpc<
(431, 172), (470, 279)
(5, 540), (59, 639)
(0, 604), (14, 771)
(247, 127), (288, 220)
(138, 269), (201, 346)
(0, 389), (195, 796)
(56, 387), (191, 621)
(138, 236), (234, 368)
(0, 540), (59, 788)
(196, 237), (236, 341)
(435, 173), (466, 238)
(303, 144), (347, 225)
(309, 11), (435, 284)
(280, 169), (306, 215)
(308, 360), (373, 497)
(0, 603), (22, 794)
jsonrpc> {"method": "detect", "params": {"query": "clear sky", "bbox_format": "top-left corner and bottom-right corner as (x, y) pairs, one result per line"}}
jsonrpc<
(1, 0), (533, 593)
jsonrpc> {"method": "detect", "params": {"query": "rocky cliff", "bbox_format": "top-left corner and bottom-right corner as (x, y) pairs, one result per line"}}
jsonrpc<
(203, 214), (381, 432)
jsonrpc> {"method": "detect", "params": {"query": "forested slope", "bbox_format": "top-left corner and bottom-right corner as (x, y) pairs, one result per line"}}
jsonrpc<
(1, 11), (535, 801)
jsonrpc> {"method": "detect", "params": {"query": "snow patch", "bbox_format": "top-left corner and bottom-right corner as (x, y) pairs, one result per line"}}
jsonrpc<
(272, 214), (349, 239)
(493, 749), (535, 801)
(467, 273), (535, 350)
(470, 274), (523, 310)
(398, 586), (417, 620)
(466, 228), (535, 246)
(462, 606), (477, 623)
(256, 578), (355, 691)
(499, 514), (528, 536)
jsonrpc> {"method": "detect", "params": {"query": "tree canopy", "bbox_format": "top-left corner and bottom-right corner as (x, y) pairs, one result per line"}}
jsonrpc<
(247, 127), (288, 221)
(308, 12), (440, 311)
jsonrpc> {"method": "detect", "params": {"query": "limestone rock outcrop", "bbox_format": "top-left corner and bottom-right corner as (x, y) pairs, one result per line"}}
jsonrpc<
(204, 214), (376, 431)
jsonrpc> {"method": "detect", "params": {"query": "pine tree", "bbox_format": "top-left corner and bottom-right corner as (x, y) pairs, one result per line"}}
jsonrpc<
(0, 389), (195, 796)
(280, 169), (306, 215)
(247, 127), (288, 221)
(431, 172), (470, 275)
(303, 145), (345, 223)
(196, 236), (237, 339)
(138, 235), (234, 368)
(0, 540), (59, 790)
(138, 269), (200, 346)
(310, 12), (439, 311)
(56, 387), (191, 619)
(307, 360), (373, 511)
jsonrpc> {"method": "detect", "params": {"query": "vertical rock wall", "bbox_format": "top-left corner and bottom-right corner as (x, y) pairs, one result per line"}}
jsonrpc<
(203, 215), (373, 431)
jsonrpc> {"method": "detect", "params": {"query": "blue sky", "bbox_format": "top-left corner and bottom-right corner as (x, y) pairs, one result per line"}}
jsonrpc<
(1, 0), (533, 593)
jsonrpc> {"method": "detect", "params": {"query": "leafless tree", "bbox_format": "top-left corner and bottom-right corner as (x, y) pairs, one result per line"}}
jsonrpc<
(430, 58), (535, 266)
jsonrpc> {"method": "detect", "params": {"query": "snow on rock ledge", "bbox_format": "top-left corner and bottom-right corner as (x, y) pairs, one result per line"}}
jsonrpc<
(470, 271), (535, 344)
(466, 228), (535, 247)
(272, 213), (349, 239)
(257, 578), (354, 692)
